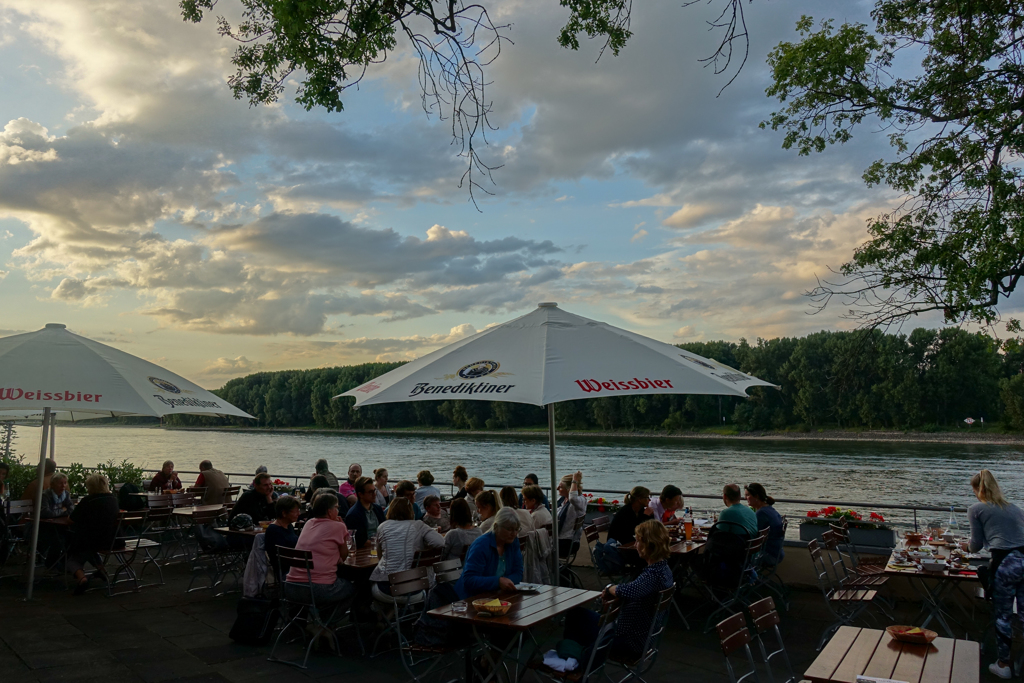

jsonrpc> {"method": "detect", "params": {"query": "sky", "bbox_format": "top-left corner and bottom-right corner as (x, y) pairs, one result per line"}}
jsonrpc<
(0, 0), (956, 387)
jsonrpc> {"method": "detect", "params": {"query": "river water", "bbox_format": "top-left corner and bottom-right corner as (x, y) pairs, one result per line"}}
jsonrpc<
(15, 425), (1024, 531)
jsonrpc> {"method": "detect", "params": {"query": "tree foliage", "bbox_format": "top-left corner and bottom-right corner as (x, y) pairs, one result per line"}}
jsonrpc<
(763, 2), (1024, 327)
(163, 327), (1019, 433)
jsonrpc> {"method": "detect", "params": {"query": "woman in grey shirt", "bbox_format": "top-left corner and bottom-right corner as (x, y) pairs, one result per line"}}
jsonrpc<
(441, 498), (481, 562)
(967, 469), (1024, 679)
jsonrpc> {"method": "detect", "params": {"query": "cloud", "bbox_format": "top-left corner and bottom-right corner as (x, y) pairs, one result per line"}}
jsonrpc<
(630, 230), (648, 243)
(201, 356), (264, 376)
(266, 323), (479, 364)
(662, 203), (724, 229)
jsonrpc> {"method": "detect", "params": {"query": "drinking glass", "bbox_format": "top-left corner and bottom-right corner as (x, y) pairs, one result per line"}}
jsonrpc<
(452, 601), (468, 613)
(683, 518), (693, 542)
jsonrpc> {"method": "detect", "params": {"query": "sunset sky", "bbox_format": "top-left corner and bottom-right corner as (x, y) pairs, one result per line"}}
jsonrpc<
(0, 0), (959, 387)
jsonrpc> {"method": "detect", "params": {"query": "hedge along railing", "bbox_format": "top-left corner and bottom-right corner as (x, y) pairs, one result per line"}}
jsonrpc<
(146, 469), (967, 533)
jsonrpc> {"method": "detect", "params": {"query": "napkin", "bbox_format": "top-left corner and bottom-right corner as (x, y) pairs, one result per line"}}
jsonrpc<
(856, 677), (908, 683)
(543, 650), (579, 672)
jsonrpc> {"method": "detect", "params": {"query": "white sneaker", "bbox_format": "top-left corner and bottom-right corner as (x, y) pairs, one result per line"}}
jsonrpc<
(989, 662), (1012, 679)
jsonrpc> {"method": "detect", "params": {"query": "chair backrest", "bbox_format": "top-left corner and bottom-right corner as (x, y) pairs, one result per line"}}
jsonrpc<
(147, 494), (172, 508)
(186, 485), (206, 495)
(578, 599), (621, 682)
(637, 585), (675, 659)
(8, 499), (33, 515)
(432, 558), (462, 584)
(145, 506), (173, 525)
(748, 597), (780, 634)
(171, 492), (198, 507)
(593, 515), (611, 532)
(412, 547), (442, 568)
(277, 547), (317, 603)
(716, 612), (761, 683)
(584, 524), (600, 545)
(223, 486), (240, 502)
(389, 565), (431, 598)
(193, 508), (223, 525)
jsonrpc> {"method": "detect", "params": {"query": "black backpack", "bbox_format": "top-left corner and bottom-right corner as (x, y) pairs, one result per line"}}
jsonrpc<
(118, 482), (146, 511)
(699, 521), (750, 593)
(229, 596), (280, 645)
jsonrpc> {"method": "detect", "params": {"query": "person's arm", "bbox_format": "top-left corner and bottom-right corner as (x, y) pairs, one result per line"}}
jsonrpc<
(968, 506), (986, 553)
(614, 565), (657, 600)
(424, 525), (445, 549)
(195, 472), (205, 487)
(39, 492), (58, 518)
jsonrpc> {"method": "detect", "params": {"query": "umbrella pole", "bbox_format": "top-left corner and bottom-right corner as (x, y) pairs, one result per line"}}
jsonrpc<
(548, 403), (559, 581)
(49, 417), (55, 464)
(24, 407), (51, 600)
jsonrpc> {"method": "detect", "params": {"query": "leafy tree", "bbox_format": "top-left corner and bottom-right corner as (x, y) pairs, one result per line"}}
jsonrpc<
(763, 2), (1024, 328)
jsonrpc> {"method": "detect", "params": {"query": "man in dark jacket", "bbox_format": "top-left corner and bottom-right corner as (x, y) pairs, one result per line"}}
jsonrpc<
(229, 473), (275, 523)
(345, 476), (385, 548)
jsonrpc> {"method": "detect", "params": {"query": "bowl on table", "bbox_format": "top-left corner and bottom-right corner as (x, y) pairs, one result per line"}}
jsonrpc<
(920, 558), (946, 572)
(904, 532), (924, 546)
(472, 599), (512, 616)
(886, 625), (937, 644)
(258, 520), (271, 530)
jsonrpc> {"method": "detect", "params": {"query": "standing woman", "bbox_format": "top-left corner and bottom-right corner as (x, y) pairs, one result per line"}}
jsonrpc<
(452, 466), (469, 499)
(555, 471), (587, 557)
(968, 469), (1024, 679)
(373, 468), (392, 508)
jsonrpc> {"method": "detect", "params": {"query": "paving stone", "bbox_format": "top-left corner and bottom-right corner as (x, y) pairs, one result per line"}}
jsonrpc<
(30, 660), (135, 683)
(166, 630), (233, 650)
(18, 647), (115, 670)
(186, 642), (264, 665)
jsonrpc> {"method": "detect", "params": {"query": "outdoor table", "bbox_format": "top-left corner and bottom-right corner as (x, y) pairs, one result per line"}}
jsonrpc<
(171, 505), (224, 517)
(804, 625), (979, 683)
(428, 585), (601, 683)
(213, 526), (263, 537)
(883, 544), (983, 638)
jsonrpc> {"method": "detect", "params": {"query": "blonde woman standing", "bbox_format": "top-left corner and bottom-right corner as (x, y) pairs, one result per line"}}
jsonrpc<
(968, 469), (1024, 679)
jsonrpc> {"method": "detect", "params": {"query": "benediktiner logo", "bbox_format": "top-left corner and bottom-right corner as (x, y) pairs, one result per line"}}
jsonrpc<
(457, 360), (501, 379)
(149, 377), (181, 394)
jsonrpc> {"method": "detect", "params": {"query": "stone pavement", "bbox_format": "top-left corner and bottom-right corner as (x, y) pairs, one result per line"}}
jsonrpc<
(0, 559), (996, 682)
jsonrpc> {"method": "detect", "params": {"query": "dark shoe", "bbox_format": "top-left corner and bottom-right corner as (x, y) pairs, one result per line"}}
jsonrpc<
(73, 580), (88, 596)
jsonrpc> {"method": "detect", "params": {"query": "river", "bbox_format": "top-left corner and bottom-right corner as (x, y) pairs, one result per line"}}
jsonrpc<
(14, 425), (1024, 531)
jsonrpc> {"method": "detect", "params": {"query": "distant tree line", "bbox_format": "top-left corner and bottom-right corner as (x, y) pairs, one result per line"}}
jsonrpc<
(164, 328), (1024, 432)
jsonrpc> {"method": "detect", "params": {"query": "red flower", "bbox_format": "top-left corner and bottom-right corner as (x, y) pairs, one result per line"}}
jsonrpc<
(611, 499), (619, 505)
(870, 512), (885, 522)
(807, 510), (819, 518)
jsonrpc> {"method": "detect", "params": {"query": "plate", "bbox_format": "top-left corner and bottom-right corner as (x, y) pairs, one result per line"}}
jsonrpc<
(514, 583), (541, 592)
(889, 561), (915, 568)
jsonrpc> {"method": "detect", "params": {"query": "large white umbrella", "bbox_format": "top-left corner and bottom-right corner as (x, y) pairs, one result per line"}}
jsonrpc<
(337, 302), (775, 572)
(0, 323), (254, 598)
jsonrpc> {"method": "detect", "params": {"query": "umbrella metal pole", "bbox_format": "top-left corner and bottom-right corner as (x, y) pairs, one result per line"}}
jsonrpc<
(548, 403), (559, 580)
(25, 407), (51, 600)
(49, 417), (55, 463)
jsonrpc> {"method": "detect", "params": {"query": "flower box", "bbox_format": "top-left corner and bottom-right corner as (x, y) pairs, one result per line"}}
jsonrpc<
(799, 523), (897, 549)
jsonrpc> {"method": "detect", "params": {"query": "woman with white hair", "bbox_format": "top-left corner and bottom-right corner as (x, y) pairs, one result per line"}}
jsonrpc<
(68, 473), (121, 595)
(40, 473), (74, 518)
(455, 507), (524, 599)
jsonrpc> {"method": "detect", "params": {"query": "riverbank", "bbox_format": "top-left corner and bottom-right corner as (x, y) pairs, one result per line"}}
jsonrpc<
(152, 424), (1024, 446)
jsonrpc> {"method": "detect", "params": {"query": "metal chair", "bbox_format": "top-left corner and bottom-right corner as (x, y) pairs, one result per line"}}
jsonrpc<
(715, 612), (763, 683)
(223, 486), (240, 503)
(829, 520), (887, 575)
(270, 547), (343, 669)
(0, 499), (34, 575)
(807, 538), (878, 650)
(101, 510), (149, 596)
(820, 530), (893, 618)
(388, 565), (465, 683)
(607, 585), (675, 683)
(530, 598), (621, 683)
(593, 516), (611, 534)
(703, 529), (765, 631)
(747, 597), (796, 683)
(431, 557), (462, 584)
(187, 508), (242, 592)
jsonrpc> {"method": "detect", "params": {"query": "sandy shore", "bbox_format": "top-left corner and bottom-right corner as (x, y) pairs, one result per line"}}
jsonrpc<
(159, 425), (1024, 446)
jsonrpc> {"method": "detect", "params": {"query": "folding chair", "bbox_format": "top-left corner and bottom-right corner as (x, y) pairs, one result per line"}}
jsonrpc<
(187, 509), (243, 592)
(223, 486), (240, 503)
(171, 492), (200, 508)
(807, 539), (878, 650)
(0, 499), (34, 575)
(593, 516), (611, 534)
(607, 585), (675, 683)
(820, 530), (892, 618)
(530, 599), (621, 683)
(412, 547), (442, 568)
(747, 597), (797, 683)
(270, 547), (343, 669)
(703, 529), (765, 631)
(716, 612), (763, 683)
(388, 565), (465, 683)
(431, 557), (462, 585)
(101, 510), (149, 596)
(829, 521), (887, 576)
(559, 516), (587, 588)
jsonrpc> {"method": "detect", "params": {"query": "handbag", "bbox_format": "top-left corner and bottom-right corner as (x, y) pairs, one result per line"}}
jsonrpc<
(229, 596), (280, 645)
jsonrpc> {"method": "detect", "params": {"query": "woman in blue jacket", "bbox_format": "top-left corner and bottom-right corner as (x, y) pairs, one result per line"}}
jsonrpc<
(456, 507), (524, 599)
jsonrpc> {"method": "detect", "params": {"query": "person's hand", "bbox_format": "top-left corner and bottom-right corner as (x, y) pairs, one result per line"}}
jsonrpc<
(643, 506), (654, 517)
(498, 577), (516, 591)
(573, 471), (582, 483)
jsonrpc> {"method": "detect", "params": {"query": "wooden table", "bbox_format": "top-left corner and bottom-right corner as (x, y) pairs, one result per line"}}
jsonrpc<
(341, 547), (379, 570)
(804, 626), (979, 683)
(429, 585), (602, 683)
(214, 526), (263, 537)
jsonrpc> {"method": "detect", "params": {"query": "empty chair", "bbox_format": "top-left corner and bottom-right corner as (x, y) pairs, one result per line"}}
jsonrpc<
(716, 612), (762, 683)
(747, 597), (797, 683)
(593, 515), (611, 534)
(431, 557), (462, 585)
(187, 508), (243, 592)
(807, 539), (878, 650)
(829, 520), (886, 575)
(101, 510), (149, 596)
(222, 485), (240, 503)
(411, 546), (442, 568)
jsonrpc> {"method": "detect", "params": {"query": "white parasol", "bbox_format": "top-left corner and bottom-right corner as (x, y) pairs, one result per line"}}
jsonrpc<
(338, 303), (775, 574)
(0, 323), (254, 598)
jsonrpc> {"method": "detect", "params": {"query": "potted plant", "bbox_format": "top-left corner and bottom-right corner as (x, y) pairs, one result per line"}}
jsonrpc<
(584, 493), (622, 519)
(799, 506), (896, 549)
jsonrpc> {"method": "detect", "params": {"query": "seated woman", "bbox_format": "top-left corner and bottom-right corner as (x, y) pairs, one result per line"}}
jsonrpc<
(40, 473), (74, 518)
(442, 498), (481, 561)
(522, 485), (553, 528)
(745, 483), (784, 565)
(499, 486), (534, 532)
(265, 496), (301, 577)
(369, 497), (444, 595)
(475, 490), (500, 532)
(422, 495), (451, 533)
(149, 460), (182, 492)
(415, 470), (441, 505)
(285, 493), (354, 606)
(563, 520), (673, 661)
(345, 476), (386, 547)
(67, 474), (121, 595)
(650, 485), (684, 525)
(452, 466), (469, 500)
(464, 477), (485, 521)
(391, 480), (425, 520)
(967, 469), (1024, 679)
(608, 486), (656, 545)
(373, 468), (392, 508)
(304, 474), (332, 505)
(455, 507), (524, 599)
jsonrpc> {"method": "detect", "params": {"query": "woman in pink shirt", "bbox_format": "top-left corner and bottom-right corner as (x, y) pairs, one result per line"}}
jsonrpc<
(285, 492), (355, 606)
